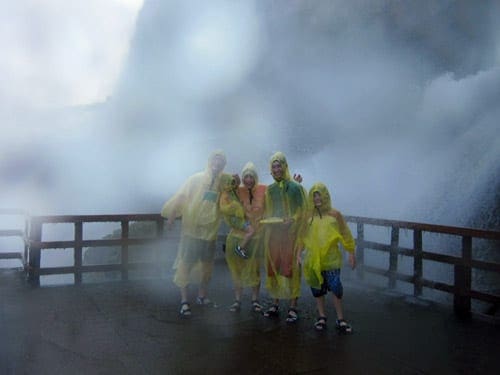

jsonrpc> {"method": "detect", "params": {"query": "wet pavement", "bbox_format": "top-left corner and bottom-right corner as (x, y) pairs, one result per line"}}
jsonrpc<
(1, 261), (499, 375)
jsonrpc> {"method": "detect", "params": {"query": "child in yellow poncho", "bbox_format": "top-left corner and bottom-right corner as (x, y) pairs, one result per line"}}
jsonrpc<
(301, 182), (356, 333)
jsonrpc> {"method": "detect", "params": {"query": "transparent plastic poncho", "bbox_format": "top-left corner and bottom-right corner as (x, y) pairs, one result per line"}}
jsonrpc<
(302, 182), (355, 289)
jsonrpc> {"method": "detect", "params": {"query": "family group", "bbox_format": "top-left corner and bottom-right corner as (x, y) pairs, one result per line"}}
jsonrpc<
(161, 150), (356, 333)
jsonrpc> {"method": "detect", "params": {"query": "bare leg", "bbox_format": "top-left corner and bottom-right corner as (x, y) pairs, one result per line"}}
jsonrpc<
(198, 260), (214, 301)
(234, 285), (242, 301)
(180, 286), (189, 303)
(251, 284), (259, 302)
(332, 294), (344, 320)
(239, 228), (254, 249)
(315, 295), (327, 317)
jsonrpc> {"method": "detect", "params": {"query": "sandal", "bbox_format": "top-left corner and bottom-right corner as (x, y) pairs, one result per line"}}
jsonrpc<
(285, 308), (299, 324)
(251, 300), (263, 313)
(263, 304), (280, 318)
(234, 245), (249, 259)
(314, 316), (327, 331)
(179, 302), (191, 317)
(229, 300), (241, 312)
(336, 319), (353, 333)
(196, 296), (214, 307)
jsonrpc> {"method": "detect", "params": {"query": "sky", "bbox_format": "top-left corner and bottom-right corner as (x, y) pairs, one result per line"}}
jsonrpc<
(0, 0), (499, 231)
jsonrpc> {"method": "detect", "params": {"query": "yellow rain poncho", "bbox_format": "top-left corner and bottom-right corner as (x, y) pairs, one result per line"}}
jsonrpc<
(220, 163), (263, 289)
(263, 152), (308, 299)
(161, 150), (227, 241)
(302, 182), (355, 289)
(160, 150), (228, 287)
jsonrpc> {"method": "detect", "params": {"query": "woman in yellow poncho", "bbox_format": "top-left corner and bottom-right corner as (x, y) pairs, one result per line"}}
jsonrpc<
(220, 162), (266, 313)
(161, 150), (229, 316)
(262, 152), (308, 323)
(301, 182), (356, 333)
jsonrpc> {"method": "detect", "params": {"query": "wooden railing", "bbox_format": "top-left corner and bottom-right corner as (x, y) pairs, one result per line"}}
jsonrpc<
(25, 213), (500, 317)
(0, 209), (29, 265)
(28, 214), (167, 285)
(345, 215), (500, 317)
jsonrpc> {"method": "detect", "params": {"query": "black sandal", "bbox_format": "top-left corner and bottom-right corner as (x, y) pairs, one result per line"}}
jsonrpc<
(251, 300), (263, 313)
(179, 302), (191, 317)
(285, 308), (299, 324)
(263, 304), (280, 318)
(229, 300), (241, 312)
(336, 319), (353, 333)
(314, 316), (327, 331)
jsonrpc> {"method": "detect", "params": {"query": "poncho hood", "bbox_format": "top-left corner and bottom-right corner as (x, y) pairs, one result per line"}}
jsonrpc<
(269, 151), (291, 182)
(309, 182), (333, 215)
(241, 161), (259, 185)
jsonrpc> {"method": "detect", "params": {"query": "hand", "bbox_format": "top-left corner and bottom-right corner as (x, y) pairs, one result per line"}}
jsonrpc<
(296, 250), (304, 266)
(167, 216), (175, 230)
(293, 173), (303, 183)
(348, 253), (356, 270)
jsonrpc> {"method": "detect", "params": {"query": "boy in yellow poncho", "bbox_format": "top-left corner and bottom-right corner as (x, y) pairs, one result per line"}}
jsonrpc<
(161, 150), (229, 316)
(219, 162), (266, 313)
(262, 151), (308, 323)
(300, 182), (356, 333)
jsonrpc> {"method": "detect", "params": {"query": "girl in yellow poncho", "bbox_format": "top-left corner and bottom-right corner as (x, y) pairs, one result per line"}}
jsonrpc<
(220, 162), (266, 313)
(301, 182), (356, 333)
(161, 150), (228, 316)
(262, 151), (308, 323)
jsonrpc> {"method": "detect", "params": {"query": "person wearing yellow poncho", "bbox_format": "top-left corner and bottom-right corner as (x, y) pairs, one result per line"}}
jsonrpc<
(301, 182), (356, 333)
(262, 151), (308, 323)
(219, 162), (266, 313)
(161, 150), (229, 317)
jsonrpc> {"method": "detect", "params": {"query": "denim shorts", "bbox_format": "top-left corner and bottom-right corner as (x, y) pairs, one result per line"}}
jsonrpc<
(310, 269), (343, 299)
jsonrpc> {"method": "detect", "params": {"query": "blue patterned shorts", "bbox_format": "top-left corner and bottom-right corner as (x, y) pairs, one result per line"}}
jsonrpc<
(310, 269), (343, 299)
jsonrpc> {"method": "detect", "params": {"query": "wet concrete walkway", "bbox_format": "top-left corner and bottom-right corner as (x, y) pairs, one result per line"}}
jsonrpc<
(1, 261), (499, 375)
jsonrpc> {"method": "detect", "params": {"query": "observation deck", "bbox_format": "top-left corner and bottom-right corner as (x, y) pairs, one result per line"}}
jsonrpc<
(1, 212), (499, 374)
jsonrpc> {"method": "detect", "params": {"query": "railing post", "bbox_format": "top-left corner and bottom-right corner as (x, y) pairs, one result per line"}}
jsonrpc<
(356, 222), (364, 280)
(155, 218), (165, 275)
(23, 214), (30, 268)
(413, 229), (423, 296)
(28, 218), (42, 286)
(389, 226), (399, 288)
(454, 235), (472, 317)
(74, 221), (83, 285)
(121, 220), (129, 281)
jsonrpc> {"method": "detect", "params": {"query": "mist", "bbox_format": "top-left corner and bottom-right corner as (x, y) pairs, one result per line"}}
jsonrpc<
(1, 0), (499, 230)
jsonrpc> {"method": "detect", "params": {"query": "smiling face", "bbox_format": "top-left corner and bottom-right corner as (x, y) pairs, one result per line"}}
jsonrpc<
(313, 191), (322, 208)
(243, 174), (255, 189)
(271, 160), (284, 181)
(210, 154), (226, 175)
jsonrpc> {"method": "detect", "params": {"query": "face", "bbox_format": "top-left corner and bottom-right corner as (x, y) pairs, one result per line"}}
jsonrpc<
(243, 174), (255, 189)
(313, 191), (322, 208)
(271, 161), (284, 181)
(211, 155), (226, 175)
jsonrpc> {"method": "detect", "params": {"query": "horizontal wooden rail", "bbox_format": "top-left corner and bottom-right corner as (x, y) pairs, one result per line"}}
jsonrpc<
(348, 215), (499, 317)
(0, 210), (29, 266)
(22, 213), (500, 318)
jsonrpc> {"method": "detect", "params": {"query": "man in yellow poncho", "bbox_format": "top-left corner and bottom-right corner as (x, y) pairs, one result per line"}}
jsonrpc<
(262, 152), (308, 323)
(219, 162), (266, 313)
(300, 182), (356, 333)
(161, 150), (229, 316)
